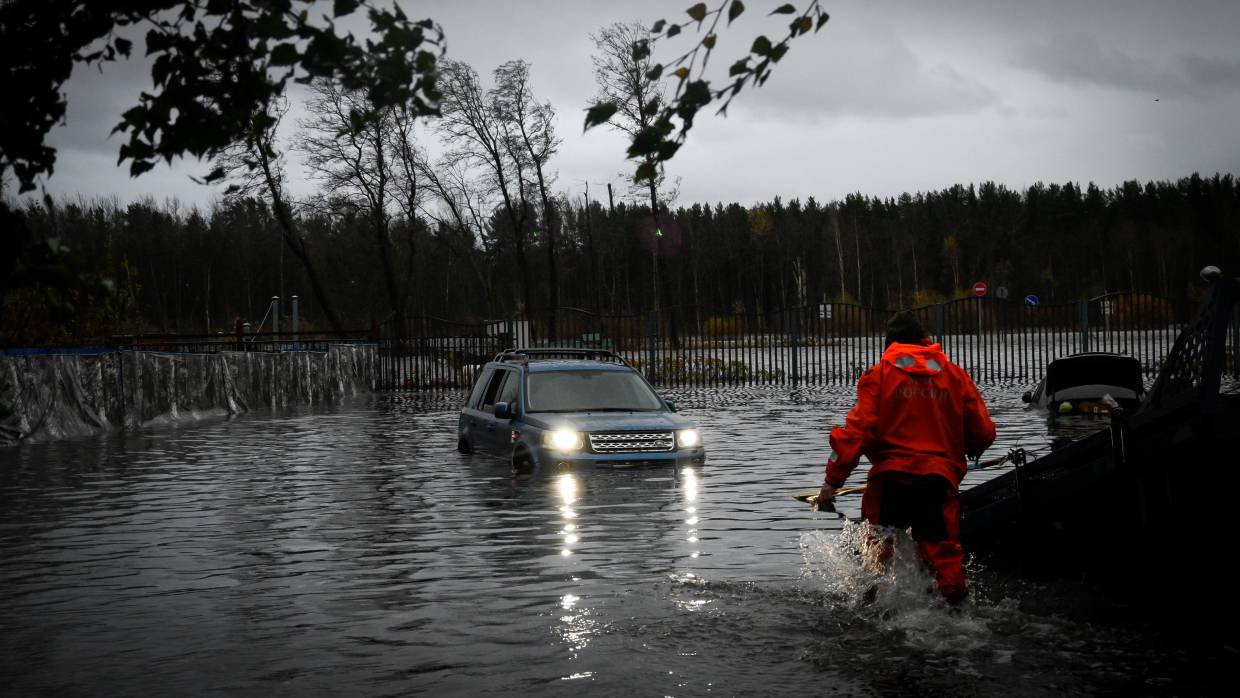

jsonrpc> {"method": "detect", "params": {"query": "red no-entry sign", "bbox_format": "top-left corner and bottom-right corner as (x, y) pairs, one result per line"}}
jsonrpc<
(973, 281), (988, 297)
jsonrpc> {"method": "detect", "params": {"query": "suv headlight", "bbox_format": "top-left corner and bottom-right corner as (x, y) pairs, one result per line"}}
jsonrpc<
(543, 429), (584, 452)
(676, 429), (701, 449)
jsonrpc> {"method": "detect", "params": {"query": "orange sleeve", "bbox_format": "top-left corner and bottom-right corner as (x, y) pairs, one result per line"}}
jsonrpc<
(825, 366), (881, 487)
(961, 373), (997, 458)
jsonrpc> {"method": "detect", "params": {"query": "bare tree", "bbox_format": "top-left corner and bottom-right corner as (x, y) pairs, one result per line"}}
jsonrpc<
(299, 80), (421, 339)
(494, 59), (562, 328)
(437, 59), (534, 316)
(215, 100), (344, 331)
(417, 154), (497, 317)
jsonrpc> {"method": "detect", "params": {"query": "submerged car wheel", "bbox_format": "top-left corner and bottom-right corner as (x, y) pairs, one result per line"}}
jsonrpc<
(512, 448), (534, 474)
(457, 434), (473, 454)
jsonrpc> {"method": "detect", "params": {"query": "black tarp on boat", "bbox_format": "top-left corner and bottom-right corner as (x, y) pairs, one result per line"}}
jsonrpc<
(961, 276), (1239, 621)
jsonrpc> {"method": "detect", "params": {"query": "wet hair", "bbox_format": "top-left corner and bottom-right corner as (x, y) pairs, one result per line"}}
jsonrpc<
(885, 311), (927, 347)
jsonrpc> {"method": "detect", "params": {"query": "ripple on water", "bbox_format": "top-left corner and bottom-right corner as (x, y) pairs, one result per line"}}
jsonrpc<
(0, 387), (1213, 696)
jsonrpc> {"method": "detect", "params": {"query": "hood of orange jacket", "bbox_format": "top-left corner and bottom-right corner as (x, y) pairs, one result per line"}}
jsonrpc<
(825, 341), (996, 490)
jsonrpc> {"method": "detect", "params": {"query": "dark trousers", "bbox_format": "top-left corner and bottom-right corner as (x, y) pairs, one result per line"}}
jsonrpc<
(860, 471), (966, 601)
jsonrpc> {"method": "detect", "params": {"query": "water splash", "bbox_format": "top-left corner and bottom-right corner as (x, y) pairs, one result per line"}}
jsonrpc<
(800, 521), (991, 654)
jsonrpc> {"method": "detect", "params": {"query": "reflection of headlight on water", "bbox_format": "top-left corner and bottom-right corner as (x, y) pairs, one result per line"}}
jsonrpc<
(681, 467), (698, 503)
(559, 474), (580, 556)
(677, 429), (700, 448)
(558, 473), (578, 505)
(544, 429), (584, 452)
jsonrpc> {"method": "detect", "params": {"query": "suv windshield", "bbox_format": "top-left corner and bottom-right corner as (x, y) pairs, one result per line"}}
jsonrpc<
(526, 370), (665, 412)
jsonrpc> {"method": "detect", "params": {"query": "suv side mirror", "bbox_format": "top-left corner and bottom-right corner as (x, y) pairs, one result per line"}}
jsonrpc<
(1021, 391), (1032, 403)
(494, 402), (514, 419)
(664, 399), (676, 412)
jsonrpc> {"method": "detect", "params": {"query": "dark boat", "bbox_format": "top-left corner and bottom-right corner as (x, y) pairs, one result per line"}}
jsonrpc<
(961, 274), (1240, 625)
(1021, 351), (1145, 415)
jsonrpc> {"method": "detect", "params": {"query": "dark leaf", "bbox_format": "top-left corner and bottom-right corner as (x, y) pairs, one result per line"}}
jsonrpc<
(651, 19), (666, 33)
(728, 58), (750, 76)
(145, 28), (169, 55)
(151, 55), (170, 87)
(270, 43), (299, 66)
(656, 141), (681, 160)
(770, 3), (796, 14)
(129, 160), (155, 177)
(114, 38), (132, 57)
(751, 35), (771, 56)
(583, 101), (619, 131)
(667, 24), (681, 38)
(686, 3), (707, 22)
(770, 43), (788, 62)
(632, 39), (651, 62)
(795, 16), (812, 35)
(646, 63), (664, 80)
(703, 34), (716, 49)
(333, 0), (360, 17)
(728, 0), (745, 24)
(191, 166), (227, 184)
(673, 67), (690, 80)
(634, 161), (657, 183)
(816, 11), (830, 31)
(628, 127), (664, 157)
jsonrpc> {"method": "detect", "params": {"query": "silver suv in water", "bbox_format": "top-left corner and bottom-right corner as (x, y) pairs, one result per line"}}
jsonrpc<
(457, 348), (705, 472)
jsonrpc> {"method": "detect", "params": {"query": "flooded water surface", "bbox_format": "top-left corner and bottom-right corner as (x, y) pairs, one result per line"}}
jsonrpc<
(0, 386), (1222, 696)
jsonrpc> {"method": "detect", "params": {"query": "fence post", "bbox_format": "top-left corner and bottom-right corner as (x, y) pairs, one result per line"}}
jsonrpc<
(291, 295), (299, 348)
(934, 303), (945, 342)
(790, 308), (801, 388)
(271, 295), (281, 345)
(1079, 300), (1090, 353)
(647, 310), (659, 384)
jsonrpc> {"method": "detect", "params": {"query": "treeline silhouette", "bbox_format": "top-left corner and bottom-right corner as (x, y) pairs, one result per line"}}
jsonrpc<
(4, 172), (1237, 344)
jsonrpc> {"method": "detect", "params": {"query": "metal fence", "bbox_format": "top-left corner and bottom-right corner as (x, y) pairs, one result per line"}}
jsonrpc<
(379, 291), (1240, 391)
(110, 330), (375, 354)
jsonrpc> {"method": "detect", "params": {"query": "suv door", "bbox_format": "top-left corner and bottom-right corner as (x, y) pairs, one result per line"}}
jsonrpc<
(475, 368), (517, 455)
(493, 368), (521, 454)
(459, 366), (494, 451)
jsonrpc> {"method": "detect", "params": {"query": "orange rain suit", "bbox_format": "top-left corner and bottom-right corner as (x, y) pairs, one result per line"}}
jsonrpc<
(825, 340), (996, 601)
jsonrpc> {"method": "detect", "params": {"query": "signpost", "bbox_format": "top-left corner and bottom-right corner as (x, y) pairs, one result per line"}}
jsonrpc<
(972, 282), (986, 336)
(1024, 294), (1039, 307)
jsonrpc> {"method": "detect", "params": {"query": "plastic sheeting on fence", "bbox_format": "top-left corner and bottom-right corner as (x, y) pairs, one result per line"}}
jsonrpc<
(0, 345), (377, 445)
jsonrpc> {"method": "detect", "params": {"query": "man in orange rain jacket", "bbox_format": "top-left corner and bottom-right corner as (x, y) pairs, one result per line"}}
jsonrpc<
(817, 311), (996, 605)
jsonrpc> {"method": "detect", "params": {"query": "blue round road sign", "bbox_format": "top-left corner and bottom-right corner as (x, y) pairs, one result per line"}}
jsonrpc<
(1024, 294), (1040, 307)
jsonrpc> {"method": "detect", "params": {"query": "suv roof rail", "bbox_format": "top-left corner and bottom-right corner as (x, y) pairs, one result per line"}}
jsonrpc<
(493, 347), (632, 367)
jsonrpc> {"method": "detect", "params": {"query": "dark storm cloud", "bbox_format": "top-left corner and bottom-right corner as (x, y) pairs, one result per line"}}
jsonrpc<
(748, 26), (999, 121)
(1179, 53), (1240, 90)
(1015, 32), (1240, 100)
(26, 0), (1240, 208)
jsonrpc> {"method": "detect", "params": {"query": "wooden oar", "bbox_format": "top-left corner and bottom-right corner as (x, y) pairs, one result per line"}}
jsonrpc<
(794, 453), (1011, 509)
(792, 485), (867, 505)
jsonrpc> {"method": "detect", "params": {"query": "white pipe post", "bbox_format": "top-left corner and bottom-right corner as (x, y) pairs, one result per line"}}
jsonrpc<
(272, 295), (280, 345)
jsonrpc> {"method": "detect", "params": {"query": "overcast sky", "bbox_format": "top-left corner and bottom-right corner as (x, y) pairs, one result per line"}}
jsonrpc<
(27, 0), (1240, 211)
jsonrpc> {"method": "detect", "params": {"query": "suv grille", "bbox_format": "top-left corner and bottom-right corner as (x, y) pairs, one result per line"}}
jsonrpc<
(589, 431), (675, 453)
